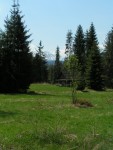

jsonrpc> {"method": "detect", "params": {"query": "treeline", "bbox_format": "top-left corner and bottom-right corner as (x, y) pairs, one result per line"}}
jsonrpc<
(52, 23), (113, 91)
(0, 1), (113, 93)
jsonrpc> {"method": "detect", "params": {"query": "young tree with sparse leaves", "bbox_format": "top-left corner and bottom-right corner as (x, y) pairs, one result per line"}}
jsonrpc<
(65, 55), (78, 104)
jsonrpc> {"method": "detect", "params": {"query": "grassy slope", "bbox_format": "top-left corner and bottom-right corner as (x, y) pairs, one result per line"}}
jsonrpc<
(0, 84), (113, 149)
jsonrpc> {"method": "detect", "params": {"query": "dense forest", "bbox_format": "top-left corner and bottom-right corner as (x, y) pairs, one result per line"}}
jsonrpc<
(0, 1), (113, 92)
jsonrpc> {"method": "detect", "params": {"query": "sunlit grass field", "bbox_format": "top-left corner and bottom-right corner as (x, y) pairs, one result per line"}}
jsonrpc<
(0, 83), (113, 149)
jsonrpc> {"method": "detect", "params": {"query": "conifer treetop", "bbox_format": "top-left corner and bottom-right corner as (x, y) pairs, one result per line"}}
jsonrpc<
(12, 0), (20, 10)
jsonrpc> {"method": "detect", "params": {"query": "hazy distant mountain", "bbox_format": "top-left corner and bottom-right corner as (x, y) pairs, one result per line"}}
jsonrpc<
(47, 60), (55, 65)
(47, 60), (63, 65)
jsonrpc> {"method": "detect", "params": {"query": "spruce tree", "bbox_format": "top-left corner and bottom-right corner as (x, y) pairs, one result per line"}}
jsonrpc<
(85, 23), (104, 90)
(65, 30), (73, 57)
(0, 30), (3, 89)
(48, 64), (54, 83)
(73, 25), (85, 90)
(0, 30), (3, 65)
(32, 41), (48, 83)
(0, 1), (32, 92)
(89, 43), (104, 90)
(85, 30), (90, 57)
(85, 23), (98, 57)
(54, 46), (62, 82)
(65, 30), (73, 79)
(104, 27), (113, 88)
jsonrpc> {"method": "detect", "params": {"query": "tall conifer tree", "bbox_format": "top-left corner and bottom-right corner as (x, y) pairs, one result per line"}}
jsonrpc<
(85, 23), (98, 57)
(73, 25), (85, 90)
(85, 23), (104, 90)
(32, 41), (48, 83)
(65, 30), (73, 79)
(65, 30), (73, 57)
(0, 0), (32, 92)
(104, 27), (113, 88)
(0, 30), (4, 87)
(89, 43), (104, 90)
(54, 46), (62, 82)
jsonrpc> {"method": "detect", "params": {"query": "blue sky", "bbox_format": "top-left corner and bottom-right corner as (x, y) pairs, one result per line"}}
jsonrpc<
(0, 0), (113, 59)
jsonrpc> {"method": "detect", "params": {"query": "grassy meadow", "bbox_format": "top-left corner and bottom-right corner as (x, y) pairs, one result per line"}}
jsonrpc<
(0, 84), (113, 149)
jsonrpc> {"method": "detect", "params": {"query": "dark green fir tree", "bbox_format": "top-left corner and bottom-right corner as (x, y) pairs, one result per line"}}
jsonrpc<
(89, 43), (104, 90)
(104, 27), (113, 88)
(65, 30), (73, 57)
(0, 30), (4, 86)
(85, 23), (104, 90)
(0, 0), (32, 92)
(32, 41), (48, 83)
(54, 46), (62, 82)
(73, 25), (86, 90)
(85, 23), (98, 57)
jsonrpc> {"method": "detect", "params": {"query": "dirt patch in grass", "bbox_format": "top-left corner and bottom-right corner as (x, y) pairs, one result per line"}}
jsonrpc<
(75, 99), (93, 108)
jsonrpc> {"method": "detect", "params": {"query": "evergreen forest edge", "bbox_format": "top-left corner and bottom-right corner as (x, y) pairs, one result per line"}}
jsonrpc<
(0, 1), (113, 93)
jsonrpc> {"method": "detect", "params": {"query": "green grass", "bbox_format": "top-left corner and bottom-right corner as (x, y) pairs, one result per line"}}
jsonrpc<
(0, 84), (113, 149)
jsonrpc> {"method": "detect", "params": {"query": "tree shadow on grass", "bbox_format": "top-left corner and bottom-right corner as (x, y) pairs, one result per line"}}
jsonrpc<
(82, 90), (89, 93)
(2, 90), (56, 97)
(0, 110), (16, 118)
